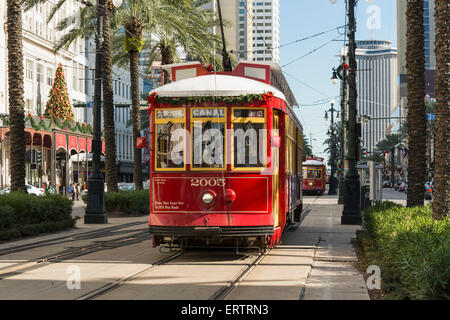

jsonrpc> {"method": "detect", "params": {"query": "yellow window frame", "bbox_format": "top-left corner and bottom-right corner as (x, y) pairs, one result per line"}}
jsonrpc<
(190, 107), (227, 171)
(154, 107), (186, 171)
(231, 106), (267, 171)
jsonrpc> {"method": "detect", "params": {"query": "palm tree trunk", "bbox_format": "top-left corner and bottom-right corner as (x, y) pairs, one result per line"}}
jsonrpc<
(129, 50), (143, 190)
(160, 42), (174, 85)
(406, 0), (426, 207)
(7, 0), (26, 192)
(102, 5), (119, 192)
(432, 0), (449, 219)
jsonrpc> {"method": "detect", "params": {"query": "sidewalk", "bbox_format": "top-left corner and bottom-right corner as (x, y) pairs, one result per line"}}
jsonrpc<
(297, 195), (370, 300)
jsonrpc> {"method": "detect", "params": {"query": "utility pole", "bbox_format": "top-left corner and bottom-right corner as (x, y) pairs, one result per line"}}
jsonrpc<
(326, 101), (338, 195)
(341, 0), (361, 224)
(85, 0), (107, 224)
(338, 51), (347, 204)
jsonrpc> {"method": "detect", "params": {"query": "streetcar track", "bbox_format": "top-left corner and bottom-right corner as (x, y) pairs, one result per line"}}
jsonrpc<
(76, 251), (184, 300)
(0, 229), (152, 279)
(0, 221), (146, 257)
(209, 250), (270, 300)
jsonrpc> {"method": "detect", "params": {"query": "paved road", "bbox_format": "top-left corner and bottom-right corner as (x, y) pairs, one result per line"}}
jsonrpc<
(0, 195), (369, 300)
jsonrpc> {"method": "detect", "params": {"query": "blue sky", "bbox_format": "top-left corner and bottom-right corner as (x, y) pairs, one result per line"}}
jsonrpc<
(279, 0), (397, 161)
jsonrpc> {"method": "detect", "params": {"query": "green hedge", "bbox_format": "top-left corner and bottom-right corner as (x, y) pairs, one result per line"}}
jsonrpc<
(0, 192), (76, 241)
(358, 201), (450, 299)
(82, 190), (149, 216)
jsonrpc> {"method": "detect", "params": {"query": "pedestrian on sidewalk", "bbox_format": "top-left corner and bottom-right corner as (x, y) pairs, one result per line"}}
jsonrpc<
(75, 183), (80, 201)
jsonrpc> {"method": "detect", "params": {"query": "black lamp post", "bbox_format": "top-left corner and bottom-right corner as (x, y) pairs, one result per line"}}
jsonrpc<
(341, 0), (361, 224)
(325, 101), (338, 195)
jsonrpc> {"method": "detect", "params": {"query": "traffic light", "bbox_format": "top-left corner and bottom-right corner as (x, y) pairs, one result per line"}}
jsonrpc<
(35, 150), (42, 164)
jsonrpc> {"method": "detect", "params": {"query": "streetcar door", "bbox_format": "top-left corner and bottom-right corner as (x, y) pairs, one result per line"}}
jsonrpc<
(272, 111), (280, 227)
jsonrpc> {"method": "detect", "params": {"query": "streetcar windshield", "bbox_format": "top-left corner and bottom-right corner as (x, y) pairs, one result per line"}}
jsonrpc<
(315, 169), (322, 179)
(307, 169), (315, 179)
(232, 108), (266, 169)
(191, 108), (226, 169)
(155, 108), (185, 170)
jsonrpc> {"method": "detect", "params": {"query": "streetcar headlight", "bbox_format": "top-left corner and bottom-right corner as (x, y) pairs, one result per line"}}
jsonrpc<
(201, 192), (214, 204)
(309, 182), (313, 186)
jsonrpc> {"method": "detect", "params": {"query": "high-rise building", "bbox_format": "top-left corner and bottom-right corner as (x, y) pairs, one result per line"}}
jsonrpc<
(353, 40), (398, 154)
(207, 1), (280, 64)
(396, 0), (435, 122)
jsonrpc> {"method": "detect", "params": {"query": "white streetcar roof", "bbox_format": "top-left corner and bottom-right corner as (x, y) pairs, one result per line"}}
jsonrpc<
(303, 160), (325, 166)
(149, 74), (288, 103)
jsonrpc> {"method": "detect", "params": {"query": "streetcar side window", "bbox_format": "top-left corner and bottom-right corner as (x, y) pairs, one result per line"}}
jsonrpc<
(232, 108), (266, 169)
(302, 168), (308, 179)
(155, 108), (186, 170)
(191, 107), (226, 170)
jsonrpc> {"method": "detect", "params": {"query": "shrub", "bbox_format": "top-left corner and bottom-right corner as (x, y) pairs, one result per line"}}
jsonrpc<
(0, 192), (75, 242)
(83, 190), (149, 216)
(360, 202), (450, 300)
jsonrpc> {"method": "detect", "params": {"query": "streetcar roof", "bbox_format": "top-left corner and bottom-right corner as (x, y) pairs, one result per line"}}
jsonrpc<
(303, 160), (325, 166)
(148, 74), (288, 104)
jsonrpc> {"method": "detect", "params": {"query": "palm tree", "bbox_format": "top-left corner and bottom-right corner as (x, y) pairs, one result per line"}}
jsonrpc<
(432, 0), (449, 219)
(376, 134), (403, 187)
(302, 133), (312, 160)
(6, 0), (26, 192)
(115, 0), (222, 189)
(25, 0), (120, 192)
(323, 121), (342, 166)
(406, 0), (426, 207)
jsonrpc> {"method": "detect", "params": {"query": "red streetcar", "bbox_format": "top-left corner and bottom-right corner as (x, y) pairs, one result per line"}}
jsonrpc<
(137, 62), (303, 250)
(302, 157), (326, 195)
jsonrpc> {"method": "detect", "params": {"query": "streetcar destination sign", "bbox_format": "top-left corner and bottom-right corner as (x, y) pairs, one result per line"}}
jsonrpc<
(156, 109), (184, 119)
(192, 108), (225, 118)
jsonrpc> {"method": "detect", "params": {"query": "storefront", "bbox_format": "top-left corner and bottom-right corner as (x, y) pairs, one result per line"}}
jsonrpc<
(0, 115), (104, 194)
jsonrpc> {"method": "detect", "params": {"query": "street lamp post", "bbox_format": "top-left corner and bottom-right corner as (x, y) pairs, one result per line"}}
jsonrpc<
(341, 0), (361, 224)
(325, 101), (338, 195)
(84, 0), (107, 224)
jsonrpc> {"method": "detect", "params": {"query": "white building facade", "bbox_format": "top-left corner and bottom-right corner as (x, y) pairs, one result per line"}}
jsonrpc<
(0, 1), (144, 186)
(354, 40), (398, 154)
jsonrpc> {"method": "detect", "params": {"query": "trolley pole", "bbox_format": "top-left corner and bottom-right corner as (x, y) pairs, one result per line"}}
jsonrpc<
(341, 0), (361, 224)
(85, 0), (107, 224)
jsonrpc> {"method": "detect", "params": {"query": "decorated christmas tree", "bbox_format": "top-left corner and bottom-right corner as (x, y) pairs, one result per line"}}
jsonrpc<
(44, 64), (74, 120)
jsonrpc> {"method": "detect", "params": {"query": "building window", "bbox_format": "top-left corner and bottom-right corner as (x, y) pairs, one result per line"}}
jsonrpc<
(47, 67), (54, 86)
(36, 63), (44, 83)
(25, 60), (33, 80)
(72, 62), (78, 91)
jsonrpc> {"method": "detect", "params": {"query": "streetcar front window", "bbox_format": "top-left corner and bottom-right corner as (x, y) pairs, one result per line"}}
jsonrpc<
(191, 107), (226, 169)
(307, 169), (315, 179)
(315, 169), (322, 179)
(232, 108), (266, 169)
(155, 108), (185, 170)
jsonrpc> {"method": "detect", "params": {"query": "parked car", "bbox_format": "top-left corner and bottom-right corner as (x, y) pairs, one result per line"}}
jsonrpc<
(0, 184), (45, 196)
(383, 180), (391, 188)
(118, 182), (135, 191)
